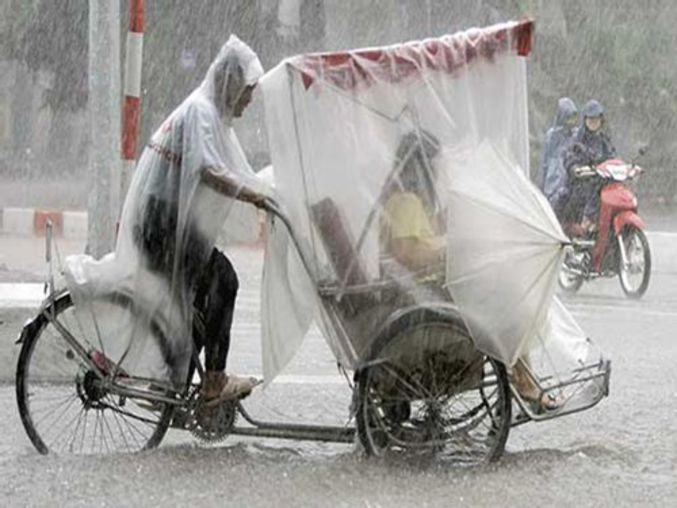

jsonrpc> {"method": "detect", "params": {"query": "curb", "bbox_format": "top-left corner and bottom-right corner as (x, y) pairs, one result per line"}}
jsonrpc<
(0, 208), (88, 239)
(0, 207), (266, 245)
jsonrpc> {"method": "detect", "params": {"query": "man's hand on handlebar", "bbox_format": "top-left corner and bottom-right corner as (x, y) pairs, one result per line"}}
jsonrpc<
(202, 168), (275, 210)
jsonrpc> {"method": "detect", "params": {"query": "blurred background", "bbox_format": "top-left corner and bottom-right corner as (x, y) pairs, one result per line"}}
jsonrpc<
(1, 0), (675, 211)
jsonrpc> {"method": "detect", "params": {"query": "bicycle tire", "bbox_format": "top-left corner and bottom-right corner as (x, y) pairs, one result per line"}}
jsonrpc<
(16, 291), (174, 454)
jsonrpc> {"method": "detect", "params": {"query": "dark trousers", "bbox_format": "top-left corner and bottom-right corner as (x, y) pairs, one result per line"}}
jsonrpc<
(134, 198), (239, 373)
(193, 248), (239, 372)
(561, 180), (601, 225)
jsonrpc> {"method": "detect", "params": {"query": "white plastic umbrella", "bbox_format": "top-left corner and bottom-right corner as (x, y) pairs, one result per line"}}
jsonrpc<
(445, 140), (569, 366)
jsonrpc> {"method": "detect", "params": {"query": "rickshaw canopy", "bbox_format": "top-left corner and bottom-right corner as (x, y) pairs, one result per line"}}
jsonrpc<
(260, 20), (592, 383)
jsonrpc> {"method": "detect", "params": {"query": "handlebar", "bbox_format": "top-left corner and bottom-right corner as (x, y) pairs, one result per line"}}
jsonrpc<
(260, 196), (319, 287)
(261, 196), (282, 215)
(261, 197), (294, 237)
(572, 165), (596, 179)
(572, 162), (644, 181)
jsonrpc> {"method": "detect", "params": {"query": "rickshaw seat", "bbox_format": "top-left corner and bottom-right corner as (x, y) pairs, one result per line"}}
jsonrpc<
(310, 198), (379, 314)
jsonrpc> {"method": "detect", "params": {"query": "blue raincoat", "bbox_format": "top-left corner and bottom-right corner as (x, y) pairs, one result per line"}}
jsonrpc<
(537, 97), (578, 217)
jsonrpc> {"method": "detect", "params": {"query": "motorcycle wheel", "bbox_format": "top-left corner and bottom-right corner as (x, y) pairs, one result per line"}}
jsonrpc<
(558, 261), (584, 294)
(618, 225), (651, 299)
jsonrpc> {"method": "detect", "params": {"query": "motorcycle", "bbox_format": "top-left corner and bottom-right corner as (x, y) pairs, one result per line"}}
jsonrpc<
(559, 148), (651, 299)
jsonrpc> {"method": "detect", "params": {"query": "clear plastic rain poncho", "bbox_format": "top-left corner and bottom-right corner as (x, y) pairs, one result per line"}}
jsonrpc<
(64, 35), (266, 387)
(260, 20), (602, 390)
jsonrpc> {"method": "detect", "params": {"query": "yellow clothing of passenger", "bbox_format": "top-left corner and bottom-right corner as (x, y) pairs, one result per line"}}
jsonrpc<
(381, 191), (444, 254)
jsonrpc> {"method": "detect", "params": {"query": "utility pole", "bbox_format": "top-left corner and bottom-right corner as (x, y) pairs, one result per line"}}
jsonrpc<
(121, 0), (144, 205)
(87, 0), (121, 258)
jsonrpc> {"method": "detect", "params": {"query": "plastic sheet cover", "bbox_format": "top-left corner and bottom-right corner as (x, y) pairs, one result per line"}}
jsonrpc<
(64, 35), (267, 387)
(260, 20), (594, 383)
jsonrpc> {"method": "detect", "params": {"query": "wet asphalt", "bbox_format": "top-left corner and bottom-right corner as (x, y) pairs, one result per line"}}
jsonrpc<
(0, 244), (675, 507)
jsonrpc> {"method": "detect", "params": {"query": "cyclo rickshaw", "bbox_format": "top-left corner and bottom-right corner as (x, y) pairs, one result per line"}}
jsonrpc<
(15, 20), (610, 463)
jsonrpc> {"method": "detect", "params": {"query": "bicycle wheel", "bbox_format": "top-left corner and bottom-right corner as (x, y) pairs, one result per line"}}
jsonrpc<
(16, 292), (175, 455)
(356, 309), (511, 464)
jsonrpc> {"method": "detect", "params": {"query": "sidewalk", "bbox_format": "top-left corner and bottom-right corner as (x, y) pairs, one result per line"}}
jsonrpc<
(0, 235), (267, 286)
(0, 208), (87, 239)
(0, 234), (85, 282)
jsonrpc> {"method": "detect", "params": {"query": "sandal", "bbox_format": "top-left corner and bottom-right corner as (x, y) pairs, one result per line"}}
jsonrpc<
(200, 372), (262, 406)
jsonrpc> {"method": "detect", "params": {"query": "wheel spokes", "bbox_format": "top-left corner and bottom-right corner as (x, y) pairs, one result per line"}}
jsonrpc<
(20, 296), (172, 455)
(364, 351), (508, 462)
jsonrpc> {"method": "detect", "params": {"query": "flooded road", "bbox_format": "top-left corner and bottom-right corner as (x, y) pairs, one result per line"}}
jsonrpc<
(1, 246), (675, 506)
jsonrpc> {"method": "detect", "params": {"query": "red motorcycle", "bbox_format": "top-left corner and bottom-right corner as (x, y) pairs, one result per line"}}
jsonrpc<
(559, 149), (651, 298)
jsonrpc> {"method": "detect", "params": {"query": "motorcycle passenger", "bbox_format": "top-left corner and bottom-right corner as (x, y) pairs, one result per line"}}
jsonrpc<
(537, 97), (578, 220)
(562, 99), (616, 235)
(380, 129), (446, 273)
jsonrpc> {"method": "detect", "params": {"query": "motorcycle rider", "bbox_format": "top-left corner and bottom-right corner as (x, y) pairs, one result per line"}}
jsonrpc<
(562, 99), (616, 235)
(537, 97), (578, 220)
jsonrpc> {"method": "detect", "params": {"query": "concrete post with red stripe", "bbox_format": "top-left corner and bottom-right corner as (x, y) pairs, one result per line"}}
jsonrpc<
(121, 0), (144, 206)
